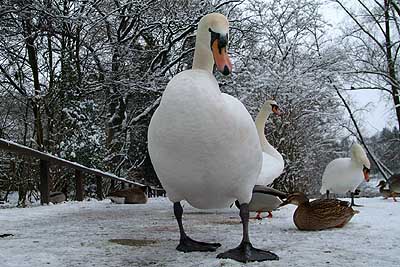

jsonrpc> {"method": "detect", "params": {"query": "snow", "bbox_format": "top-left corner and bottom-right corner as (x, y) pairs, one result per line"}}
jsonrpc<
(0, 197), (399, 267)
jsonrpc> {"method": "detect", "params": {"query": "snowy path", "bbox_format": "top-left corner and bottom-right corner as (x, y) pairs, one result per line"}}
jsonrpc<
(0, 197), (399, 267)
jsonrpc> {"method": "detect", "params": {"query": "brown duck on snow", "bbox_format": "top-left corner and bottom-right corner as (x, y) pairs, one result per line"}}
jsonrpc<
(280, 192), (359, 231)
(377, 180), (400, 202)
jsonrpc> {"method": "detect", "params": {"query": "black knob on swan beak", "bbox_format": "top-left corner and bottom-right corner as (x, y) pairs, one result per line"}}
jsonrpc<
(222, 65), (230, 76)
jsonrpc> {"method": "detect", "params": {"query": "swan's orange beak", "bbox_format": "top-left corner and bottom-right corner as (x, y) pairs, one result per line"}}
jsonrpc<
(211, 39), (232, 76)
(363, 167), (370, 182)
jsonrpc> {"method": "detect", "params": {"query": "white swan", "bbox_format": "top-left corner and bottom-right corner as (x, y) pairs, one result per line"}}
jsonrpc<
(237, 185), (287, 220)
(254, 99), (284, 185)
(320, 143), (370, 206)
(242, 99), (285, 220)
(148, 13), (278, 262)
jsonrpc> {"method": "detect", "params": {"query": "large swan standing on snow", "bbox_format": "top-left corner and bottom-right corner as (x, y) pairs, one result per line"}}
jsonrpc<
(148, 13), (278, 262)
(320, 143), (370, 206)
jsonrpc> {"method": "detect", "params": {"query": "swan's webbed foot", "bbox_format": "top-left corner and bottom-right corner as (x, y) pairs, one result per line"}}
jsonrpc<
(217, 203), (279, 262)
(173, 201), (220, 253)
(177, 236), (221, 252)
(217, 241), (278, 262)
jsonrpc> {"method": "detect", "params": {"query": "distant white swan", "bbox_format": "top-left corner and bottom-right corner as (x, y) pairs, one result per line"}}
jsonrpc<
(243, 99), (285, 220)
(254, 99), (284, 186)
(320, 143), (370, 206)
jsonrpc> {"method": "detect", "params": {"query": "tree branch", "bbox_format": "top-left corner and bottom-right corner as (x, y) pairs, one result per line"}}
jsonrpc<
(329, 77), (391, 180)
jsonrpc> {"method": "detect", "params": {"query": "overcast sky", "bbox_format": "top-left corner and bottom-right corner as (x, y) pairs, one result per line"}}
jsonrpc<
(322, 0), (397, 136)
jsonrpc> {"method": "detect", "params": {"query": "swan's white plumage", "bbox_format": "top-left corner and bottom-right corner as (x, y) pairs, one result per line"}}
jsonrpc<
(257, 152), (284, 185)
(320, 144), (370, 194)
(248, 192), (282, 212)
(351, 143), (371, 169)
(254, 100), (284, 185)
(148, 69), (262, 209)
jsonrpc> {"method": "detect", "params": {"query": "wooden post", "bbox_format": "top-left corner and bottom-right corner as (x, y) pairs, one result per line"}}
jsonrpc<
(96, 175), (103, 200)
(39, 160), (50, 204)
(110, 179), (115, 192)
(75, 169), (84, 201)
(62, 182), (68, 201)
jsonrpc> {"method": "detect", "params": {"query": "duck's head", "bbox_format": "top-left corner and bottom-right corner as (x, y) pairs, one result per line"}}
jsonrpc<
(279, 192), (309, 207)
(350, 143), (371, 182)
(376, 180), (386, 188)
(194, 13), (232, 75)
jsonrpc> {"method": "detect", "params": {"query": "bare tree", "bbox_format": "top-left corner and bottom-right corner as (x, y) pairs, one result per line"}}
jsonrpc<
(335, 0), (400, 129)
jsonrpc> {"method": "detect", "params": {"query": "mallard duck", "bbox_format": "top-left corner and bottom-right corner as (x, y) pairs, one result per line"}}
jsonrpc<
(108, 187), (148, 204)
(388, 173), (400, 192)
(49, 191), (66, 204)
(148, 13), (278, 262)
(320, 143), (370, 207)
(377, 180), (400, 202)
(280, 192), (359, 231)
(236, 186), (287, 219)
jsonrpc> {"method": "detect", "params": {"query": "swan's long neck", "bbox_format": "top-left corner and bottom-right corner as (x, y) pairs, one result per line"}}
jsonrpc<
(255, 107), (283, 161)
(192, 28), (214, 73)
(350, 145), (369, 168)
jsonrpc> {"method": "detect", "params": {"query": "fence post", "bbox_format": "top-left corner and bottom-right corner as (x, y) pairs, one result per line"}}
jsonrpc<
(110, 179), (115, 192)
(75, 170), (84, 201)
(96, 175), (103, 200)
(39, 160), (50, 204)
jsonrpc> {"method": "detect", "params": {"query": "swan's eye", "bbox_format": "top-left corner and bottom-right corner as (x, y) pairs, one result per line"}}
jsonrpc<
(209, 28), (228, 52)
(363, 166), (370, 174)
(209, 28), (219, 48)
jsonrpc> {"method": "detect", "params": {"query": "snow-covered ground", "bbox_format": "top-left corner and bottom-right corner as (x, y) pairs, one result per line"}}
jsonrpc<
(0, 197), (399, 267)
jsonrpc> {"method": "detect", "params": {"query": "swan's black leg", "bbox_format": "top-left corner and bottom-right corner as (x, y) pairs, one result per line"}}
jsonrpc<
(217, 203), (279, 262)
(173, 202), (221, 252)
(350, 192), (363, 207)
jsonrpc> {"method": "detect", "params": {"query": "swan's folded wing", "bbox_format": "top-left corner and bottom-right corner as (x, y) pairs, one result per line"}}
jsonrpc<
(252, 185), (288, 199)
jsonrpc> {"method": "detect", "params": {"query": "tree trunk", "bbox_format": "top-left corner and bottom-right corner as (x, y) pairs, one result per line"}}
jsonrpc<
(384, 0), (400, 129)
(23, 11), (44, 149)
(331, 79), (391, 180)
(105, 45), (127, 171)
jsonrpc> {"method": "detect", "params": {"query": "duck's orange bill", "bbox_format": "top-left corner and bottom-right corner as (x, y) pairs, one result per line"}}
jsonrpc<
(211, 40), (232, 75)
(363, 169), (370, 182)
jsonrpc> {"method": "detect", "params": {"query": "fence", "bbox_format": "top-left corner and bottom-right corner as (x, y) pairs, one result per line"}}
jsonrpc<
(0, 138), (165, 204)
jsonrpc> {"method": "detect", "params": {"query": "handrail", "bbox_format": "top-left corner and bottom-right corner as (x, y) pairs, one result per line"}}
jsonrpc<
(0, 138), (145, 187)
(0, 138), (158, 204)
